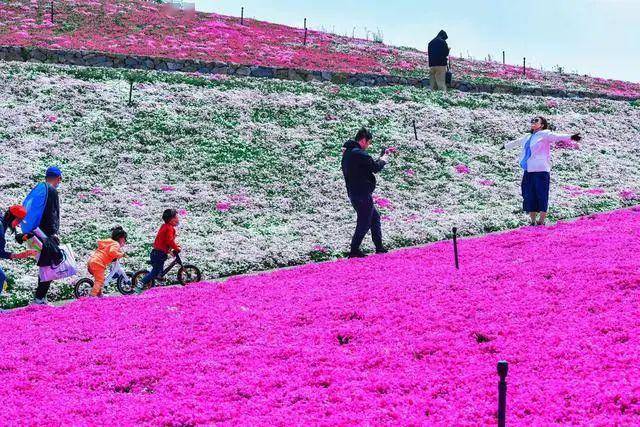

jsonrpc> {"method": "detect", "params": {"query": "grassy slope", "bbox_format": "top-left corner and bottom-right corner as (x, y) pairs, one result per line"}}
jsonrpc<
(0, 61), (639, 307)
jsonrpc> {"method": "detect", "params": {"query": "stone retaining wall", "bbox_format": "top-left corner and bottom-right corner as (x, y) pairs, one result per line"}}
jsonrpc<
(0, 45), (635, 101)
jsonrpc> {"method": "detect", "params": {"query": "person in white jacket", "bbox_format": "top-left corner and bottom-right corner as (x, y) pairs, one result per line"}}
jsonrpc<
(503, 116), (581, 226)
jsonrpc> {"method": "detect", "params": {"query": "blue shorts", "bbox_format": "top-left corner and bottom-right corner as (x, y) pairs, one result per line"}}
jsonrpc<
(521, 171), (550, 213)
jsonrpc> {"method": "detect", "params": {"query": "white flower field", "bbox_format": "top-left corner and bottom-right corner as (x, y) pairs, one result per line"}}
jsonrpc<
(1, 61), (639, 307)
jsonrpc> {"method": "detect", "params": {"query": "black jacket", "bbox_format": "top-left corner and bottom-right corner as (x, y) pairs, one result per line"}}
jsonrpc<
(341, 140), (386, 198)
(39, 183), (60, 237)
(35, 183), (62, 267)
(0, 217), (12, 260)
(428, 30), (450, 67)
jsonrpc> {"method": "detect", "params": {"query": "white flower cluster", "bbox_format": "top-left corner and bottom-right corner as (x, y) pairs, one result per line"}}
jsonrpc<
(1, 62), (639, 307)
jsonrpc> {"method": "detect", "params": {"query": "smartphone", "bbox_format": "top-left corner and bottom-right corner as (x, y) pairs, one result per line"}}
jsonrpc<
(380, 147), (387, 157)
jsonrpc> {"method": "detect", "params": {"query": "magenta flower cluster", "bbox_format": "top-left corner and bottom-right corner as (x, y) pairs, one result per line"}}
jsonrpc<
(2, 208), (640, 424)
(1, 0), (639, 98)
(0, 0), (383, 74)
(562, 185), (606, 197)
(455, 164), (471, 174)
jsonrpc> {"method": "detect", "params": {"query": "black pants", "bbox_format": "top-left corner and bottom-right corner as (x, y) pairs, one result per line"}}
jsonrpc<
(349, 194), (383, 253)
(35, 279), (51, 300)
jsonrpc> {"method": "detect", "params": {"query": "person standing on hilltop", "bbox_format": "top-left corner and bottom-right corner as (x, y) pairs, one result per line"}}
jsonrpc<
(428, 30), (450, 91)
(341, 128), (391, 258)
(503, 116), (582, 226)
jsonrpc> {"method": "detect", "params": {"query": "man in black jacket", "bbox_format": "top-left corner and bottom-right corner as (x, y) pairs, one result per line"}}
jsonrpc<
(428, 30), (450, 91)
(32, 166), (62, 305)
(341, 128), (390, 258)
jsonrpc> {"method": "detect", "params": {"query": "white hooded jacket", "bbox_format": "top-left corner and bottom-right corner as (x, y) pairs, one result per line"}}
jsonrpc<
(504, 130), (574, 172)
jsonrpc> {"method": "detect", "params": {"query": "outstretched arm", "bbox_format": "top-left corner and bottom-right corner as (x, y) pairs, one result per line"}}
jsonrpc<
(543, 131), (582, 144)
(11, 250), (39, 260)
(503, 135), (524, 150)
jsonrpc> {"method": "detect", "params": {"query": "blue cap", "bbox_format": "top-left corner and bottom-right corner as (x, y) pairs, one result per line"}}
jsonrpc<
(45, 166), (62, 178)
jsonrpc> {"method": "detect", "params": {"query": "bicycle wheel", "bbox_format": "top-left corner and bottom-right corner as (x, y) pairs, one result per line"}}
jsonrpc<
(177, 265), (202, 285)
(74, 278), (94, 299)
(116, 272), (135, 295)
(132, 270), (155, 291)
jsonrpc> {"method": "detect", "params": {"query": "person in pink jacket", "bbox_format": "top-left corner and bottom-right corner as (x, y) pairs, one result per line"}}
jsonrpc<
(503, 116), (582, 226)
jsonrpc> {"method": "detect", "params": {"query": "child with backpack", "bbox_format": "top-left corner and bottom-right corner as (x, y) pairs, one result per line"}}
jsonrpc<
(1, 205), (38, 297)
(135, 209), (181, 294)
(87, 226), (127, 297)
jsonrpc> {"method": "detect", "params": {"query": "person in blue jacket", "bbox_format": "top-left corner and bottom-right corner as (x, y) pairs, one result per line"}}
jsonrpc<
(21, 166), (63, 305)
(0, 205), (38, 299)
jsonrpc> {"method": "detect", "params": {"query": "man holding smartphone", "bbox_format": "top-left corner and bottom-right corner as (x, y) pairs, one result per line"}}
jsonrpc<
(341, 128), (390, 258)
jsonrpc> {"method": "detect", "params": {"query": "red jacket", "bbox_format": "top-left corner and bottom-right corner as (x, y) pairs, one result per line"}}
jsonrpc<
(153, 223), (181, 254)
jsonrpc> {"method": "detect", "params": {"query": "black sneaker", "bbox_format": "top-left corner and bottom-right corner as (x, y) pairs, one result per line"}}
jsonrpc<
(375, 247), (389, 254)
(348, 250), (367, 259)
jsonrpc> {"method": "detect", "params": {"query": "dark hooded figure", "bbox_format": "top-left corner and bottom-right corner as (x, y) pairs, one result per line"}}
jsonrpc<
(428, 30), (450, 91)
(341, 128), (390, 258)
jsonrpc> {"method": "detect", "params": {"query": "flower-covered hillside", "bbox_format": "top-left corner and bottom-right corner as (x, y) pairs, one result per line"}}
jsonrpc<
(2, 208), (640, 424)
(0, 61), (639, 308)
(1, 0), (639, 98)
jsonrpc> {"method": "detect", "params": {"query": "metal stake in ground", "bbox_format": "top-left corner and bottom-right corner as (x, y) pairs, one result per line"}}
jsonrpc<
(502, 51), (505, 65)
(452, 227), (459, 269)
(523, 57), (526, 77)
(304, 18), (308, 46)
(241, 7), (244, 25)
(497, 361), (508, 427)
(128, 80), (134, 106)
(50, 1), (54, 23)
(413, 119), (418, 140)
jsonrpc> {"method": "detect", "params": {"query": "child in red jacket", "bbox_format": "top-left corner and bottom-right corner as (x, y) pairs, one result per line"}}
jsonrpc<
(135, 209), (181, 294)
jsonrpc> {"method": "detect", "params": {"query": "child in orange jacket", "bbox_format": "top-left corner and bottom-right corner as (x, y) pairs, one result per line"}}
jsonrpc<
(87, 226), (127, 297)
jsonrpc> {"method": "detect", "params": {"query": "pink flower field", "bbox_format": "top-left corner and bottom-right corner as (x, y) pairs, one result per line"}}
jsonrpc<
(2, 208), (640, 425)
(1, 0), (639, 98)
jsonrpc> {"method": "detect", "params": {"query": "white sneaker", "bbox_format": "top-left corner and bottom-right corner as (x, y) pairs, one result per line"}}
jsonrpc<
(31, 298), (51, 306)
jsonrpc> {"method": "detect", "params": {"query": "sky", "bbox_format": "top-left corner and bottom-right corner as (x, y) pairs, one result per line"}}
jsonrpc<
(193, 0), (639, 83)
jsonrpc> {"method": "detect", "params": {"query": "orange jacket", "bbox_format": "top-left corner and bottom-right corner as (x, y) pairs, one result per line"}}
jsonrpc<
(88, 238), (124, 268)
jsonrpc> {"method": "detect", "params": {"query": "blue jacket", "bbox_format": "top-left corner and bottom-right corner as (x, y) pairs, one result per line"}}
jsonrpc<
(0, 217), (13, 260)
